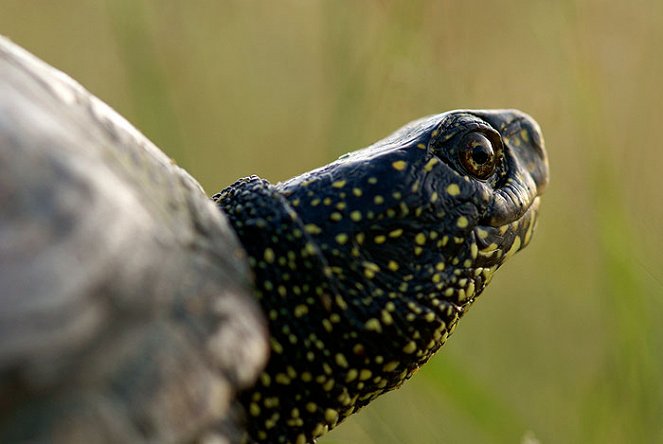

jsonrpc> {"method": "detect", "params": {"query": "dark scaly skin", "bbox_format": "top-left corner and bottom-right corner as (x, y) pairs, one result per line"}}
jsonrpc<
(214, 109), (548, 444)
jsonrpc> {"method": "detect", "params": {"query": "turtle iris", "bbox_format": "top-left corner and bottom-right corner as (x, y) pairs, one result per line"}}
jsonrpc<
(459, 132), (498, 180)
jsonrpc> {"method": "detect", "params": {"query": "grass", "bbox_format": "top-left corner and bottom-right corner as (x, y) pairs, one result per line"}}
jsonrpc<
(1, 1), (662, 442)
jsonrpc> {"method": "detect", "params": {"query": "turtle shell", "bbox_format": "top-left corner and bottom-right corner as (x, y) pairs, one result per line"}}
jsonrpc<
(0, 37), (268, 443)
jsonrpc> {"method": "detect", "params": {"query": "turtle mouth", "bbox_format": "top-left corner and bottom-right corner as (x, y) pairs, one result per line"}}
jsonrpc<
(475, 196), (540, 260)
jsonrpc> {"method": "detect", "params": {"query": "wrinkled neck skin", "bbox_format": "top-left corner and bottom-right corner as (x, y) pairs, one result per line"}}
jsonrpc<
(214, 110), (546, 444)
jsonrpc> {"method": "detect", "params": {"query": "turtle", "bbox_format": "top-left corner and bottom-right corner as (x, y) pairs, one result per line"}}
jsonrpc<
(0, 36), (549, 444)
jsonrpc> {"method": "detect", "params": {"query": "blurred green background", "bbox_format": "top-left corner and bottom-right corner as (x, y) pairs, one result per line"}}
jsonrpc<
(2, 1), (662, 442)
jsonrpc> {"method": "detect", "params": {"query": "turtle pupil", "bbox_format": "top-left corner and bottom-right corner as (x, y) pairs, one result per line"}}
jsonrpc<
(472, 146), (491, 165)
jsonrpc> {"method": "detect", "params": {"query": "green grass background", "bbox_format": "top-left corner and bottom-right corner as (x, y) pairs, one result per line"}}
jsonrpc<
(2, 1), (662, 442)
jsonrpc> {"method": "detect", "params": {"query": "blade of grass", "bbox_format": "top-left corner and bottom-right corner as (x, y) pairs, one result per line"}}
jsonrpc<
(105, 0), (185, 162)
(420, 358), (528, 443)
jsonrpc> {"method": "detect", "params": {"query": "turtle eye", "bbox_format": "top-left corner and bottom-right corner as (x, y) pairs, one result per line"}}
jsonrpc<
(459, 132), (499, 180)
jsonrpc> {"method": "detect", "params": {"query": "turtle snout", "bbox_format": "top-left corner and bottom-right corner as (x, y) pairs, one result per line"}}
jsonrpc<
(504, 112), (549, 196)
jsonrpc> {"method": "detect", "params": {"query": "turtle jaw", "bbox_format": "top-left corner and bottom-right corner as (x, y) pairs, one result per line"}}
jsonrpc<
(474, 194), (541, 269)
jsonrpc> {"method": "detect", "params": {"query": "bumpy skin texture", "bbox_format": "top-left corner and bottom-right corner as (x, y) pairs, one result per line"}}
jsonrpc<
(215, 110), (549, 444)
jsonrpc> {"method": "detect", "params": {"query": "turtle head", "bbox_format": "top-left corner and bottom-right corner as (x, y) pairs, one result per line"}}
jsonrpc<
(278, 109), (548, 308)
(217, 109), (548, 443)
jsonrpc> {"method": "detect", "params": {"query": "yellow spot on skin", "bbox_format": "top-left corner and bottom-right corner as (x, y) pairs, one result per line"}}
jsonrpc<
(306, 402), (317, 413)
(356, 233), (365, 244)
(275, 373), (291, 384)
(335, 233), (349, 245)
(467, 281), (476, 298)
(336, 202), (346, 210)
(271, 338), (283, 354)
(505, 236), (522, 259)
(424, 157), (439, 172)
(425, 312), (436, 322)
(435, 262), (445, 271)
(480, 242), (499, 254)
(374, 235), (386, 244)
(392, 160), (407, 171)
(345, 369), (358, 382)
(457, 216), (469, 228)
(330, 212), (343, 221)
(332, 180), (346, 188)
(350, 211), (362, 222)
(323, 197), (332, 205)
(477, 228), (489, 239)
(353, 188), (363, 197)
(294, 305), (308, 317)
(470, 243), (478, 259)
(446, 183), (461, 196)
(359, 369), (372, 380)
(403, 341), (417, 354)
(265, 397), (280, 408)
(389, 228), (403, 238)
(250, 402), (260, 416)
(368, 177), (378, 184)
(417, 143), (427, 149)
(374, 195), (384, 205)
(324, 408), (339, 425)
(415, 232), (426, 245)
(431, 192), (438, 203)
(296, 434), (307, 444)
(520, 128), (530, 143)
(365, 318), (382, 332)
(305, 224), (322, 234)
(383, 361), (399, 372)
(387, 260), (399, 271)
(263, 248), (274, 263)
(381, 310), (393, 325)
(335, 353), (349, 368)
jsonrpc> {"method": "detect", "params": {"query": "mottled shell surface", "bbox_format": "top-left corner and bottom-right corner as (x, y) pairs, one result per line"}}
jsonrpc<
(0, 37), (268, 443)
